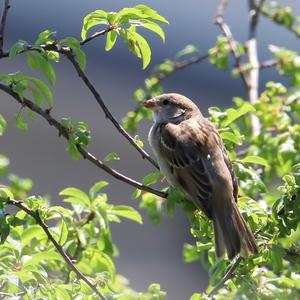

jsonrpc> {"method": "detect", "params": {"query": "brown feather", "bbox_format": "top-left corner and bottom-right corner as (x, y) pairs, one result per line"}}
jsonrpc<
(147, 93), (258, 259)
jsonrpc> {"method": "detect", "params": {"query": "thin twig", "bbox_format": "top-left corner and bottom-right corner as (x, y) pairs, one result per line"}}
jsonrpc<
(0, 83), (167, 198)
(249, 0), (266, 39)
(158, 53), (210, 81)
(80, 27), (113, 46)
(63, 50), (160, 169)
(0, 40), (159, 169)
(0, 291), (25, 298)
(208, 256), (243, 297)
(214, 0), (250, 89)
(8, 198), (107, 300)
(0, 0), (10, 54)
(258, 5), (300, 39)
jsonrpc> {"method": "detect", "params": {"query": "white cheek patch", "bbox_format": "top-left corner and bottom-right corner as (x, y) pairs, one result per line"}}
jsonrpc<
(169, 108), (186, 120)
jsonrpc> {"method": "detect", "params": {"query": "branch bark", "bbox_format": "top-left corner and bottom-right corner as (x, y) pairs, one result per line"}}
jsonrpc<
(80, 27), (113, 46)
(0, 83), (167, 199)
(247, 0), (262, 136)
(0, 0), (10, 54)
(208, 256), (242, 297)
(7, 199), (107, 299)
(0, 40), (159, 169)
(214, 1), (250, 89)
(247, 38), (260, 136)
(63, 50), (159, 169)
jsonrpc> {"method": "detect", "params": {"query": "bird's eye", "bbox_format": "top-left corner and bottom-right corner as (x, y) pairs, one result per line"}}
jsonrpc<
(162, 99), (169, 106)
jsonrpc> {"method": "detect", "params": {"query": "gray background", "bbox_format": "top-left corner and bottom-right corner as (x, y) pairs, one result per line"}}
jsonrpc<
(1, 1), (299, 299)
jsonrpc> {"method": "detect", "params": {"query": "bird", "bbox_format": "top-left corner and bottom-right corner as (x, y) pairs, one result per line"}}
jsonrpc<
(144, 93), (258, 260)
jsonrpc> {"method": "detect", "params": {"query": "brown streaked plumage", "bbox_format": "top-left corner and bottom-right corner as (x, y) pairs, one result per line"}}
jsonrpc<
(144, 93), (258, 259)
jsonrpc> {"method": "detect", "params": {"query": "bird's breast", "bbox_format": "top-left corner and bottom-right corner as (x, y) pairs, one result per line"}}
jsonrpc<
(148, 123), (177, 187)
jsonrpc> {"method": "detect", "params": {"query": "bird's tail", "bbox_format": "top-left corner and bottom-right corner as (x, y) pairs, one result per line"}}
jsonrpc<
(213, 200), (258, 260)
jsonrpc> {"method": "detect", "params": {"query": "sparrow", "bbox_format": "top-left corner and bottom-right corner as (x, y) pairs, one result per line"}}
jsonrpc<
(144, 93), (258, 259)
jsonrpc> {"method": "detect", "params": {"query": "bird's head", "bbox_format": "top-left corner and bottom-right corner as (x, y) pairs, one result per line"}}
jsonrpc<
(144, 93), (201, 124)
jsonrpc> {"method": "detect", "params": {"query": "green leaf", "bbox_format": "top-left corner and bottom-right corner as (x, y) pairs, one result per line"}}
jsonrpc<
(183, 244), (201, 263)
(24, 76), (53, 107)
(9, 40), (27, 59)
(241, 155), (269, 167)
(140, 22), (165, 43)
(81, 10), (108, 40)
(40, 58), (56, 86)
(222, 102), (256, 127)
(59, 187), (90, 206)
(175, 45), (199, 59)
(67, 140), (80, 160)
(26, 49), (57, 85)
(271, 245), (285, 273)
(23, 250), (64, 267)
(104, 152), (120, 162)
(116, 8), (147, 24)
(142, 172), (163, 186)
(0, 155), (9, 174)
(132, 30), (151, 69)
(220, 131), (242, 145)
(131, 188), (142, 200)
(22, 225), (46, 246)
(190, 293), (206, 300)
(135, 5), (169, 24)
(0, 114), (7, 135)
(27, 86), (43, 107)
(61, 37), (86, 70)
(105, 30), (118, 51)
(110, 205), (143, 224)
(58, 218), (69, 246)
(0, 186), (14, 200)
(35, 30), (55, 45)
(15, 112), (28, 130)
(26, 51), (42, 71)
(89, 181), (109, 199)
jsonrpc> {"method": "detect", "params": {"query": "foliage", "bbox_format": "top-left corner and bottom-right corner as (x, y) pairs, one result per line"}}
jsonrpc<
(0, 1), (300, 299)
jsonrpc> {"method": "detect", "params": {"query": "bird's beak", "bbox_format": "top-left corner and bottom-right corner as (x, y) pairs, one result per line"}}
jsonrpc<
(143, 99), (158, 109)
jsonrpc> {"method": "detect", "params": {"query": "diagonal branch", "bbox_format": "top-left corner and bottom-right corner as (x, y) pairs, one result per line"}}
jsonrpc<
(214, 1), (250, 89)
(0, 40), (159, 169)
(0, 0), (10, 54)
(208, 256), (242, 297)
(7, 198), (107, 299)
(157, 53), (210, 81)
(0, 83), (167, 199)
(257, 4), (300, 39)
(80, 27), (113, 46)
(63, 50), (160, 169)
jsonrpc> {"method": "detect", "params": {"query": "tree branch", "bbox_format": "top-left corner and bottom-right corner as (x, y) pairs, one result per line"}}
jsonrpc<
(63, 50), (159, 170)
(249, 0), (266, 39)
(214, 1), (250, 89)
(0, 83), (167, 199)
(247, 0), (261, 136)
(208, 256), (242, 297)
(7, 198), (107, 300)
(0, 0), (10, 54)
(0, 39), (160, 169)
(259, 58), (278, 69)
(258, 4), (300, 39)
(80, 27), (113, 46)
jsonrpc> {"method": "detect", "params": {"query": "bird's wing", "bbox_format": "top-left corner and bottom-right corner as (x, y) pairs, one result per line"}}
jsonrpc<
(157, 117), (235, 218)
(222, 145), (239, 202)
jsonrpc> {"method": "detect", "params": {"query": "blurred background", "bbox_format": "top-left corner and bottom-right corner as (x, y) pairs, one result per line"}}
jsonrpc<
(0, 0), (299, 299)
